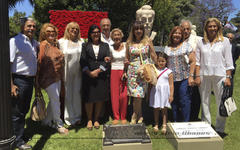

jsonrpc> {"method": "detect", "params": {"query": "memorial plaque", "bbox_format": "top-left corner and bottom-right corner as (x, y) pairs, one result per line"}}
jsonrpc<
(166, 122), (223, 150)
(103, 124), (152, 150)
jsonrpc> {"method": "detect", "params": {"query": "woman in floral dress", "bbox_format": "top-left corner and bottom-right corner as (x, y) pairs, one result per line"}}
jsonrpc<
(124, 21), (157, 124)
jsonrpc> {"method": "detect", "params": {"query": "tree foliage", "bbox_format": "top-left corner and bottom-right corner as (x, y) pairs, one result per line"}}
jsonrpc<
(231, 11), (240, 29)
(189, 0), (234, 36)
(33, 0), (148, 41)
(230, 11), (240, 43)
(9, 0), (34, 8)
(28, 0), (235, 45)
(9, 10), (26, 38)
(33, 0), (195, 45)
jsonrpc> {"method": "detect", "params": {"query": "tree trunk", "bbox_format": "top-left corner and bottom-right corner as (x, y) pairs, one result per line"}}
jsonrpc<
(0, 0), (15, 149)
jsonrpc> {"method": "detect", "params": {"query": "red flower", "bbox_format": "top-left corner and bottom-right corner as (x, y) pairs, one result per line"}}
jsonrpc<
(49, 10), (108, 39)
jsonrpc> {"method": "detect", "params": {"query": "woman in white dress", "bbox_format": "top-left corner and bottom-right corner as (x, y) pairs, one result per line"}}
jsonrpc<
(59, 22), (84, 126)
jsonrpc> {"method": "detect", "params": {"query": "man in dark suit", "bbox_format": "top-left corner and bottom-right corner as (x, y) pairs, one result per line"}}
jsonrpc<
(227, 33), (240, 93)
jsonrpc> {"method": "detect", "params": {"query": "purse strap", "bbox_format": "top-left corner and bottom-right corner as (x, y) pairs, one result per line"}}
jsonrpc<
(157, 68), (168, 79)
(139, 47), (145, 65)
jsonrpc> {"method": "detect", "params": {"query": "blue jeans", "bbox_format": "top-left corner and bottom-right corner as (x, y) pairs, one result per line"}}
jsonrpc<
(11, 75), (34, 147)
(171, 79), (191, 122)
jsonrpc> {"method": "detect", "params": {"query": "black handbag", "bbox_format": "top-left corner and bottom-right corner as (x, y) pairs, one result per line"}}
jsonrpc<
(219, 85), (237, 117)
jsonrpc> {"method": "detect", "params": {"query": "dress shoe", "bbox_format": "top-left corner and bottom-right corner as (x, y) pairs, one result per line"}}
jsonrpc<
(217, 131), (227, 138)
(74, 120), (81, 126)
(17, 143), (32, 150)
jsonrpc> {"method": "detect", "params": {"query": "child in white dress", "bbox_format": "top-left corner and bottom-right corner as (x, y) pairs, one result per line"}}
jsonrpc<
(149, 52), (174, 134)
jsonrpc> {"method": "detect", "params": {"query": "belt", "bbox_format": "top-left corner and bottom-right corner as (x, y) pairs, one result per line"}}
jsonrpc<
(12, 74), (35, 79)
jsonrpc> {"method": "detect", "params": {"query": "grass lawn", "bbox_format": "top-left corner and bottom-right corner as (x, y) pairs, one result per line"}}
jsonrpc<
(24, 59), (240, 150)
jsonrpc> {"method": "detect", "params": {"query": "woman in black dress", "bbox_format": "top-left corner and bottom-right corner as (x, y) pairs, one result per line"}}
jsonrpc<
(80, 25), (110, 130)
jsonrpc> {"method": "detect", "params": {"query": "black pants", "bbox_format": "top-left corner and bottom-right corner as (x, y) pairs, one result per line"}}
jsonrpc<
(190, 86), (201, 121)
(11, 75), (34, 147)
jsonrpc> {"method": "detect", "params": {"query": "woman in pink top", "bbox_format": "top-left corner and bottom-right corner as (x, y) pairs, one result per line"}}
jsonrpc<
(110, 28), (128, 125)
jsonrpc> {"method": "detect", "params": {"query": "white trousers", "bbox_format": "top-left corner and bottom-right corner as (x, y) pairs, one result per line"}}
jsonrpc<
(199, 76), (226, 132)
(42, 81), (64, 128)
(64, 73), (82, 125)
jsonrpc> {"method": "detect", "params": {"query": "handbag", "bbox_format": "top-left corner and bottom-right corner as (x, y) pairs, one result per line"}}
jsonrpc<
(137, 50), (158, 85)
(31, 89), (47, 121)
(219, 85), (237, 117)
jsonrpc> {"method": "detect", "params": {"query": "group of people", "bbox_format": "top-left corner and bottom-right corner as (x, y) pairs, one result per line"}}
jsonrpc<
(10, 16), (237, 149)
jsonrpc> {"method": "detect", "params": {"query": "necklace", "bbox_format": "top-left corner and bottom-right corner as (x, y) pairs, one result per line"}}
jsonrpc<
(170, 43), (182, 51)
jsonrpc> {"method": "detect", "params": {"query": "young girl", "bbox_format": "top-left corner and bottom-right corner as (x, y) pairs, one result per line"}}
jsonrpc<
(149, 52), (174, 134)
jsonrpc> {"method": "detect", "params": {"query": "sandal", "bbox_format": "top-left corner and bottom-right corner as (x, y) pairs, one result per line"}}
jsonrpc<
(87, 120), (93, 131)
(153, 125), (159, 133)
(57, 127), (69, 135)
(161, 125), (167, 135)
(121, 120), (127, 125)
(112, 120), (119, 125)
(137, 117), (143, 124)
(130, 114), (137, 125)
(94, 121), (100, 129)
(130, 118), (136, 125)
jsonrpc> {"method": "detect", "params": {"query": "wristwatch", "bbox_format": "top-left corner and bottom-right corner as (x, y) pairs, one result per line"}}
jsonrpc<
(226, 75), (232, 79)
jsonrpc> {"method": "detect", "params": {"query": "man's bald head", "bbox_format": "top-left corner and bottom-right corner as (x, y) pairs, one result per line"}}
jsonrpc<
(227, 33), (235, 43)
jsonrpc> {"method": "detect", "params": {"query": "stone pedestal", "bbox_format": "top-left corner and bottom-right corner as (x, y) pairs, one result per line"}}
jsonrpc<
(103, 124), (152, 150)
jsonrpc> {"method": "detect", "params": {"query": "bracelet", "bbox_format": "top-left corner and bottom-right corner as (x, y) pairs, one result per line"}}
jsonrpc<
(226, 75), (232, 79)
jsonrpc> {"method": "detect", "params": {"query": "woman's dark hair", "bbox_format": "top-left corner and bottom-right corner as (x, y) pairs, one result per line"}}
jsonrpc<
(87, 24), (101, 43)
(132, 21), (145, 42)
(158, 51), (168, 61)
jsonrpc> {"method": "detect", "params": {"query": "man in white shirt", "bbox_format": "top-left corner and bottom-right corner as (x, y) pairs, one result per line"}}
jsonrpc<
(180, 19), (201, 121)
(10, 17), (38, 150)
(99, 18), (113, 122)
(100, 18), (114, 46)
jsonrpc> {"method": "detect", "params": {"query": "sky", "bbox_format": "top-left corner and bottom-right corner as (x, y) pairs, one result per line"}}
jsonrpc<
(9, 0), (240, 20)
(9, 0), (34, 17)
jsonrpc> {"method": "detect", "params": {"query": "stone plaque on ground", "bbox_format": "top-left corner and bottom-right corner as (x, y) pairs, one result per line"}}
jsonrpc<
(103, 124), (152, 150)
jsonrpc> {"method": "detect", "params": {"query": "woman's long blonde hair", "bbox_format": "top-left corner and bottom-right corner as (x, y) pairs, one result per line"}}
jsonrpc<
(39, 23), (58, 42)
(63, 22), (81, 40)
(127, 21), (149, 46)
(203, 18), (223, 43)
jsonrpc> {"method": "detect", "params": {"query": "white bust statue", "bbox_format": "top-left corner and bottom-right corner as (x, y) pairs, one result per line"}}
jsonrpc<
(191, 25), (197, 36)
(136, 5), (156, 40)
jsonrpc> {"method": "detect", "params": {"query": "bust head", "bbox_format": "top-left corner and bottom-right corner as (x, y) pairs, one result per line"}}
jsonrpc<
(136, 5), (155, 37)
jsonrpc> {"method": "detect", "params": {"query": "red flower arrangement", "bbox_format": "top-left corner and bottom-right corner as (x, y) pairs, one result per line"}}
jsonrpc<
(49, 10), (108, 39)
